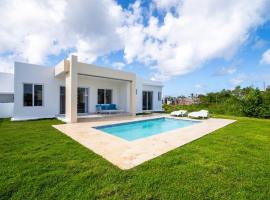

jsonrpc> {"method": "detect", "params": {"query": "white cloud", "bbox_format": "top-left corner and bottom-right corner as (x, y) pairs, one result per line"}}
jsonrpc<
(0, 0), (67, 65)
(112, 62), (125, 70)
(214, 66), (237, 76)
(65, 0), (124, 62)
(230, 74), (247, 85)
(0, 56), (14, 73)
(195, 84), (203, 89)
(252, 39), (268, 49)
(0, 0), (124, 71)
(0, 0), (269, 79)
(260, 49), (270, 64)
(119, 0), (270, 81)
(153, 0), (181, 11)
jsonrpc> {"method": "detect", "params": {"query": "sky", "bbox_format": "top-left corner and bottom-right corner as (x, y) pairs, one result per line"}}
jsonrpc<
(0, 0), (270, 96)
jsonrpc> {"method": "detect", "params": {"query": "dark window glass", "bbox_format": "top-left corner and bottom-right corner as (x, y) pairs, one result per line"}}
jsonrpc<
(158, 92), (161, 101)
(98, 89), (112, 104)
(105, 89), (112, 104)
(0, 94), (14, 103)
(34, 85), (43, 106)
(148, 91), (153, 110)
(142, 91), (153, 110)
(77, 88), (88, 113)
(98, 89), (104, 104)
(24, 84), (33, 106)
(60, 86), (65, 114)
(142, 91), (147, 110)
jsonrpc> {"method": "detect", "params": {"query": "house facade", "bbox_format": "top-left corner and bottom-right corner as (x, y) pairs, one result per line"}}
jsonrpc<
(10, 55), (163, 122)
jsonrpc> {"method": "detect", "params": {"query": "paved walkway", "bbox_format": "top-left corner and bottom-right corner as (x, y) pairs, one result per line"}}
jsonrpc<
(53, 115), (235, 170)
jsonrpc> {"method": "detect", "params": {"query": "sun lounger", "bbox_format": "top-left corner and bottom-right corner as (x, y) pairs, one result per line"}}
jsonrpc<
(188, 110), (209, 119)
(170, 110), (188, 117)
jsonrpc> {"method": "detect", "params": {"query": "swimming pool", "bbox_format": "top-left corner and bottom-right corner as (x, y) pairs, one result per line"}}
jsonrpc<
(95, 117), (200, 141)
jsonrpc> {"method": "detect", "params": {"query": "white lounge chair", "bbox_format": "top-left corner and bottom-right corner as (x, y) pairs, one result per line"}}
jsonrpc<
(188, 110), (209, 119)
(170, 110), (187, 117)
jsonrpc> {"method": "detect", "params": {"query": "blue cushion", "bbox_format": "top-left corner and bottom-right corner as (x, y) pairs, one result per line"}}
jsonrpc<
(110, 104), (116, 110)
(101, 104), (107, 110)
(96, 104), (117, 111)
(96, 104), (102, 111)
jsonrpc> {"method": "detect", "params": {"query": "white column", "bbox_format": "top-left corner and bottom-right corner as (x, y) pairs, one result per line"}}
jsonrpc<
(130, 80), (136, 116)
(65, 55), (78, 123)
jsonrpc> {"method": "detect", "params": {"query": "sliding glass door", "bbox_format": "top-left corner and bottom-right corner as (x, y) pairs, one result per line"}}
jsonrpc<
(59, 87), (89, 114)
(77, 87), (89, 114)
(60, 86), (65, 114)
(142, 91), (153, 110)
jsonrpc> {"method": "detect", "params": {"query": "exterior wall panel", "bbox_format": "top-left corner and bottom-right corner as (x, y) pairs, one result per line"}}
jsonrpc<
(13, 62), (64, 121)
(0, 103), (13, 118)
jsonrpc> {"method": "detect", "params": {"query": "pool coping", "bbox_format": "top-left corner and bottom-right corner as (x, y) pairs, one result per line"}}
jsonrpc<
(53, 115), (236, 170)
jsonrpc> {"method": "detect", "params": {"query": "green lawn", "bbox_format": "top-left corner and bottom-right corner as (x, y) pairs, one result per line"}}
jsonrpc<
(0, 116), (269, 199)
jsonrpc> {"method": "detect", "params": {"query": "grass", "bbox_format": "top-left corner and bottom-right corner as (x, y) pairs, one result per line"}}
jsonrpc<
(0, 116), (269, 199)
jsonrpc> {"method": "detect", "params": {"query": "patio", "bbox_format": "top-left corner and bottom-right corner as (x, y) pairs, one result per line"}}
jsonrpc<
(53, 115), (235, 169)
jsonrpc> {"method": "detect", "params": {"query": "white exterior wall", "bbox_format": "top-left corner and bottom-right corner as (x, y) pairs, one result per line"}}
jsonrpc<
(0, 73), (14, 118)
(11, 62), (163, 120)
(142, 85), (163, 111)
(0, 103), (13, 118)
(13, 62), (64, 120)
(136, 77), (163, 113)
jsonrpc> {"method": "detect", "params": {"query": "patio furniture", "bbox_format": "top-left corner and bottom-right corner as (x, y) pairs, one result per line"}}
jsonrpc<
(96, 104), (124, 114)
(188, 110), (209, 119)
(170, 110), (188, 117)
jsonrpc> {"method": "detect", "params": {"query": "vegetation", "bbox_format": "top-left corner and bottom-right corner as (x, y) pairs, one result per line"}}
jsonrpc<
(164, 86), (270, 118)
(0, 117), (269, 199)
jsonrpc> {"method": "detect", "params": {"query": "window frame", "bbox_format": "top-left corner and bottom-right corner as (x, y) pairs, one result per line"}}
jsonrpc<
(23, 83), (44, 107)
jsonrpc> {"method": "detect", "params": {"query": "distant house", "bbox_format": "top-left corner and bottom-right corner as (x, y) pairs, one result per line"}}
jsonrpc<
(164, 96), (199, 105)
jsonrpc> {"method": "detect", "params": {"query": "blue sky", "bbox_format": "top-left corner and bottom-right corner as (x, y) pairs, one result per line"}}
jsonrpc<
(0, 0), (270, 96)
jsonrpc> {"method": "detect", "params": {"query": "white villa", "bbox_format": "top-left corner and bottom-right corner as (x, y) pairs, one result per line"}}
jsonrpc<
(0, 55), (163, 122)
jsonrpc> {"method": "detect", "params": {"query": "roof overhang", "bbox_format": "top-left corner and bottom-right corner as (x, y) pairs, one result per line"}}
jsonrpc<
(54, 57), (136, 82)
(54, 59), (70, 77)
(77, 62), (136, 82)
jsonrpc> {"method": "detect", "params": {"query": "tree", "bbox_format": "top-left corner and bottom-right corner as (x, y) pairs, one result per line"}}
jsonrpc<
(241, 88), (264, 117)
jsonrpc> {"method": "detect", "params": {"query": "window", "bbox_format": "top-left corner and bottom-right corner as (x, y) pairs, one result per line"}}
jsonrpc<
(0, 94), (14, 103)
(142, 91), (153, 110)
(60, 86), (65, 114)
(23, 84), (33, 106)
(158, 91), (162, 101)
(23, 84), (43, 106)
(34, 85), (43, 106)
(98, 89), (104, 104)
(77, 87), (89, 113)
(97, 89), (112, 104)
(105, 89), (112, 104)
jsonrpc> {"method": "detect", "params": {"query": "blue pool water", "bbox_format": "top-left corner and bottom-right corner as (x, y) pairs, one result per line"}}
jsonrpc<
(95, 117), (200, 141)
